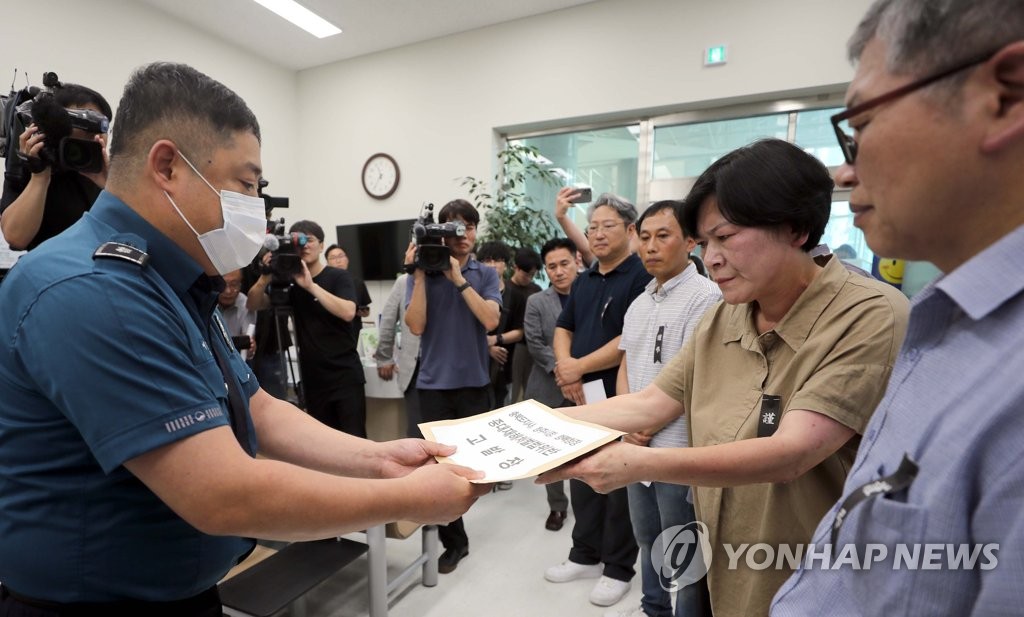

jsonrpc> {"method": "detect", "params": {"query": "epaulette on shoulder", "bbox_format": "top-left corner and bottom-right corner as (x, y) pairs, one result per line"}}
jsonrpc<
(92, 242), (150, 268)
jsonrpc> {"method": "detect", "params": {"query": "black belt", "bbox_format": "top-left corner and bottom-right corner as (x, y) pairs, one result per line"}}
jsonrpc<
(0, 585), (221, 617)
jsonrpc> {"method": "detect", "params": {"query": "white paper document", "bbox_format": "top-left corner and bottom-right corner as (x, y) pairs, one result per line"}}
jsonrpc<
(582, 379), (607, 404)
(419, 399), (624, 483)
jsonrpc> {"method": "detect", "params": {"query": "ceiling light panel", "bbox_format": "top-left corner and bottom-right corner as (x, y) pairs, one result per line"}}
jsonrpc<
(250, 0), (342, 38)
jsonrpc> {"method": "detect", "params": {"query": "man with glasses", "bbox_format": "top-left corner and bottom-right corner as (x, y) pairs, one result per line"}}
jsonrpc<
(544, 193), (650, 609)
(248, 220), (367, 437)
(217, 269), (256, 358)
(325, 243), (372, 330)
(772, 1), (1024, 614)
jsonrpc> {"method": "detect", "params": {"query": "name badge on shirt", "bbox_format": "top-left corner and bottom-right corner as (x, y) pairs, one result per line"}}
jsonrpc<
(757, 394), (782, 438)
(830, 453), (919, 547)
(653, 326), (665, 364)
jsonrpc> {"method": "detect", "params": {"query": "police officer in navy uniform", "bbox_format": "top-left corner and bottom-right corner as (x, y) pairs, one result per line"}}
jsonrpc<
(0, 62), (488, 616)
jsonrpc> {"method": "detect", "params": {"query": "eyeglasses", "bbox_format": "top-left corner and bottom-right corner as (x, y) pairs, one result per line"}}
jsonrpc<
(586, 221), (627, 235)
(830, 48), (999, 165)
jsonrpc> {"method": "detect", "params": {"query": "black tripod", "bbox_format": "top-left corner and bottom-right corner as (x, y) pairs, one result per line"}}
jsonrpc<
(256, 281), (304, 409)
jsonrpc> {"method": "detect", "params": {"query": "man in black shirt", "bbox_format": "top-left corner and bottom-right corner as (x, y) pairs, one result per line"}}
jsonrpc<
(326, 243), (372, 330)
(507, 246), (543, 404)
(248, 220), (367, 437)
(476, 241), (524, 410)
(0, 83), (112, 251)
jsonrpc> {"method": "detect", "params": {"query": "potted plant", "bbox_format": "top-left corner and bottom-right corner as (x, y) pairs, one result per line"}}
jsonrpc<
(460, 142), (563, 251)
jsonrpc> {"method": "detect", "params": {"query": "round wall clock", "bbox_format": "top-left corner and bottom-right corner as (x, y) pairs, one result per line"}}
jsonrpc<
(361, 153), (400, 200)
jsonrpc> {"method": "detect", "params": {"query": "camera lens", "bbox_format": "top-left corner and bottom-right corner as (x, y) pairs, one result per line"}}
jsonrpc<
(59, 138), (102, 173)
(63, 141), (86, 165)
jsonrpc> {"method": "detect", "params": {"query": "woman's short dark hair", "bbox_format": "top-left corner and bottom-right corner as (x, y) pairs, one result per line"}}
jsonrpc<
(438, 199), (480, 226)
(681, 139), (833, 252)
(541, 237), (577, 263)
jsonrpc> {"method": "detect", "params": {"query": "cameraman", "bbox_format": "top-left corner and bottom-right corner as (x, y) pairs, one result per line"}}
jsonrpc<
(0, 83), (112, 250)
(248, 220), (368, 437)
(404, 199), (501, 574)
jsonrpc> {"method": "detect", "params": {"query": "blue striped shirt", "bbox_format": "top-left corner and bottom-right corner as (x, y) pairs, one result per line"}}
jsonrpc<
(772, 223), (1024, 616)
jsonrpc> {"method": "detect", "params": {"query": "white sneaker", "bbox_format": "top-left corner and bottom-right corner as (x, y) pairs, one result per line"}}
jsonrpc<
(603, 607), (647, 617)
(544, 560), (603, 583)
(589, 575), (631, 607)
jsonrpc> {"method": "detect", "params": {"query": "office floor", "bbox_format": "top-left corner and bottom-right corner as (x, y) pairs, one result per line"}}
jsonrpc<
(291, 479), (644, 617)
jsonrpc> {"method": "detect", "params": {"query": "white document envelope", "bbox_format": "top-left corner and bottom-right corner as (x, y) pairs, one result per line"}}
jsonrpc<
(419, 399), (624, 483)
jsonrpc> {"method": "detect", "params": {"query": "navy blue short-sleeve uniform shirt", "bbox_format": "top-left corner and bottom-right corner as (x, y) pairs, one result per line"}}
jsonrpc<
(0, 191), (259, 602)
(556, 253), (652, 396)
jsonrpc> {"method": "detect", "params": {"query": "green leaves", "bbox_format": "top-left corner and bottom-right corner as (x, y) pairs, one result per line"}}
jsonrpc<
(460, 143), (562, 252)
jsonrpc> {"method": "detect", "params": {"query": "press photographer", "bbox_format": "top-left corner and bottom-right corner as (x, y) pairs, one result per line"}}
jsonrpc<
(247, 219), (367, 437)
(404, 199), (501, 573)
(407, 201), (465, 273)
(261, 216), (309, 304)
(0, 73), (112, 250)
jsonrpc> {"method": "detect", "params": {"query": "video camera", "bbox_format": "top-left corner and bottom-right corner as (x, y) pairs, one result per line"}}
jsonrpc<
(406, 202), (465, 273)
(258, 177), (289, 212)
(261, 217), (308, 305)
(14, 72), (109, 174)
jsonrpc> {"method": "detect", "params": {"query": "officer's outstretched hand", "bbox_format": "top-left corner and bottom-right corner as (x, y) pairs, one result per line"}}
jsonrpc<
(376, 438), (455, 478)
(400, 463), (491, 525)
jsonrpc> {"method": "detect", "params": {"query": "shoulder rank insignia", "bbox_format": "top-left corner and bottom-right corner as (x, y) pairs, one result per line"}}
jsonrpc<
(92, 242), (150, 267)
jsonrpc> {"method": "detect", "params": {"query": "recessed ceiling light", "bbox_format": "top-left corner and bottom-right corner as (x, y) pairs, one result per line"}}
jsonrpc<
(251, 0), (342, 39)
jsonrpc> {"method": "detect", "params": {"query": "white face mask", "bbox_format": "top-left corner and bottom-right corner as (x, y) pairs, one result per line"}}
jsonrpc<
(165, 151), (266, 275)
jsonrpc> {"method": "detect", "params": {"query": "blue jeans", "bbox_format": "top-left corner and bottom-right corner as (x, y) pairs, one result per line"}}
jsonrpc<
(627, 481), (704, 617)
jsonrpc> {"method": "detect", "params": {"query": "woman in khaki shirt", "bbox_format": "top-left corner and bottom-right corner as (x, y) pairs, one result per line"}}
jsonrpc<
(539, 139), (909, 617)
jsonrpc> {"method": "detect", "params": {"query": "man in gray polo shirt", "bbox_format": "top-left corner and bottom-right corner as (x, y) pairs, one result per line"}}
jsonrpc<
(610, 201), (721, 617)
(405, 199), (501, 574)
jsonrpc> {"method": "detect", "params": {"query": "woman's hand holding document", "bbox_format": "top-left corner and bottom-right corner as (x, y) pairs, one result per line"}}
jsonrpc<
(419, 400), (624, 483)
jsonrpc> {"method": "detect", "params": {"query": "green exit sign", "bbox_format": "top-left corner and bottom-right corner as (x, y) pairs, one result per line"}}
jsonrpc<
(704, 45), (728, 66)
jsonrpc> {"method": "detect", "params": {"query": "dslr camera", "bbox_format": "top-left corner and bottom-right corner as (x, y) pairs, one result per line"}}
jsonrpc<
(262, 217), (309, 305)
(14, 72), (109, 174)
(406, 202), (465, 273)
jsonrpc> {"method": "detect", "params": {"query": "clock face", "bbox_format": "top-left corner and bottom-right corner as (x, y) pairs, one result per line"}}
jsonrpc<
(362, 153), (400, 200)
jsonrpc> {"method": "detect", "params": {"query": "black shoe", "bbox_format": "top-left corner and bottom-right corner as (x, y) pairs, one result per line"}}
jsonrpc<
(545, 510), (567, 531)
(438, 545), (469, 574)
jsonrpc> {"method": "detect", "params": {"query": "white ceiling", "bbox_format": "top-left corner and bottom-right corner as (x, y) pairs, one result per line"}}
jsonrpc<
(137, 0), (600, 71)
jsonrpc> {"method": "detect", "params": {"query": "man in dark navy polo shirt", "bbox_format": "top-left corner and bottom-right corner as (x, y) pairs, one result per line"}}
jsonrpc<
(405, 199), (502, 574)
(0, 62), (488, 615)
(545, 193), (650, 609)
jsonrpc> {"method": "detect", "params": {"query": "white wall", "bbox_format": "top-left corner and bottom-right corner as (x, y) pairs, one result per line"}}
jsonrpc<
(295, 0), (873, 232)
(4, 0), (298, 198)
